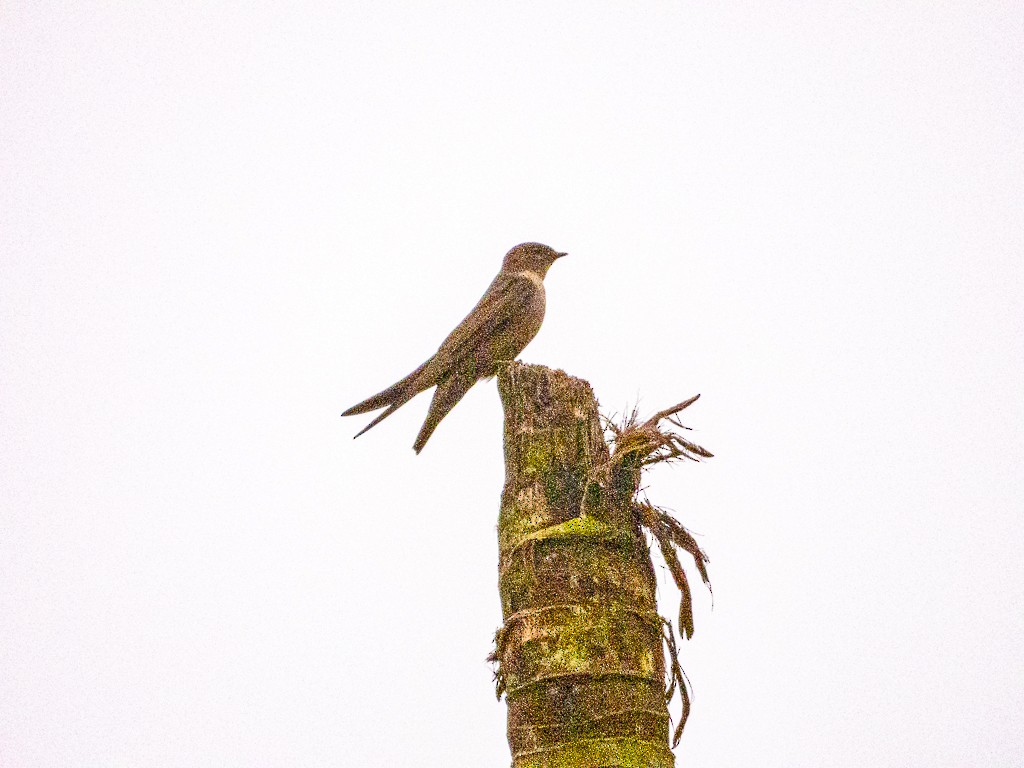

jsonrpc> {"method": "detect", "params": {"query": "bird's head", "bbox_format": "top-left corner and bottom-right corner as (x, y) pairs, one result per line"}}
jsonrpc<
(501, 242), (567, 278)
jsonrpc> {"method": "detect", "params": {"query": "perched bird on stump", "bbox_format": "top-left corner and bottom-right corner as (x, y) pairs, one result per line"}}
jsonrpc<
(342, 242), (567, 453)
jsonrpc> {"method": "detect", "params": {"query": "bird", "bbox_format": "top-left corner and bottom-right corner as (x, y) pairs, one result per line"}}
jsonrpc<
(342, 242), (567, 453)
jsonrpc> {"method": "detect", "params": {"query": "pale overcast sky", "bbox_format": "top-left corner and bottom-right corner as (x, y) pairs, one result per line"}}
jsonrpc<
(2, 2), (1022, 766)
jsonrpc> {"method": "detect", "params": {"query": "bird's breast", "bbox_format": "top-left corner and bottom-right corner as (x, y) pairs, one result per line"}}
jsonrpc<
(480, 276), (545, 373)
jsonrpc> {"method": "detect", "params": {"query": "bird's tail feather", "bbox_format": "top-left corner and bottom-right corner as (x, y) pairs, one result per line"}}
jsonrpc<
(351, 399), (401, 439)
(348, 382), (425, 440)
(342, 361), (429, 416)
(413, 372), (475, 453)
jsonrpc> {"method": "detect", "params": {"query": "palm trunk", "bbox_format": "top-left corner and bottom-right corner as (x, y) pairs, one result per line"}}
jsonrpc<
(491, 362), (678, 768)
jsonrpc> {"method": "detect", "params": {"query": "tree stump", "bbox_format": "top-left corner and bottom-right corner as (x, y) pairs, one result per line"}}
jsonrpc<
(492, 362), (676, 768)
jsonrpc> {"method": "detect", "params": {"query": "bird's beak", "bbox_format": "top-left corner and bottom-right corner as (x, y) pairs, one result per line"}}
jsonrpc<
(555, 252), (568, 259)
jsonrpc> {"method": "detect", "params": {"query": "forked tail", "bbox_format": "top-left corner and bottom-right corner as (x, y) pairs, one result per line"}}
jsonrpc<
(342, 361), (429, 439)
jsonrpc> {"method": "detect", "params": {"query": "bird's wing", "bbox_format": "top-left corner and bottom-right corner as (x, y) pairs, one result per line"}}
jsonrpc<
(427, 271), (535, 372)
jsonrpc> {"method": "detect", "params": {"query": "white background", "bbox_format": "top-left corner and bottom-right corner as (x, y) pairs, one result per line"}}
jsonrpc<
(2, 2), (1022, 766)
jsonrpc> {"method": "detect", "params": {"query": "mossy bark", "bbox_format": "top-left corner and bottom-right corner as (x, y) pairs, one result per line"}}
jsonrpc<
(494, 362), (673, 768)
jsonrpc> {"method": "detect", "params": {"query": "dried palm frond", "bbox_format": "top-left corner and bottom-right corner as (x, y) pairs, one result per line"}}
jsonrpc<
(635, 500), (711, 639)
(662, 619), (692, 747)
(608, 395), (713, 468)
